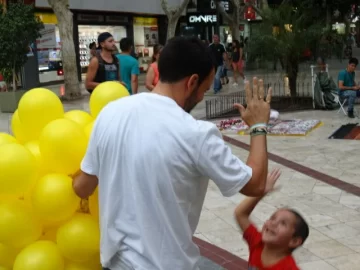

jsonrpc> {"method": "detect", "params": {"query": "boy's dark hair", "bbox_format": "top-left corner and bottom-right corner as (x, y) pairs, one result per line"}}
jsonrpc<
(288, 209), (309, 246)
(158, 37), (215, 85)
(349, 57), (358, 66)
(120, 38), (133, 52)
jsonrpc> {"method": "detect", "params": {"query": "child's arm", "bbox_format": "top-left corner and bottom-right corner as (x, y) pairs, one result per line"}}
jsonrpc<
(235, 168), (281, 232)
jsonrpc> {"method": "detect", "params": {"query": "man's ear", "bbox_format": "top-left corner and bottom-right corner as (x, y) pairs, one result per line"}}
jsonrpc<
(289, 237), (303, 249)
(185, 74), (199, 98)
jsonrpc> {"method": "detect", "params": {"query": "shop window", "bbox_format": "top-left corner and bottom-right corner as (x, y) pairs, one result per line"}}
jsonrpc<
(78, 25), (127, 75)
(133, 17), (159, 73)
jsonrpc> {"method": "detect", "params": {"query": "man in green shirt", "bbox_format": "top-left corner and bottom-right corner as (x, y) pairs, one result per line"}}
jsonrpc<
(338, 57), (359, 118)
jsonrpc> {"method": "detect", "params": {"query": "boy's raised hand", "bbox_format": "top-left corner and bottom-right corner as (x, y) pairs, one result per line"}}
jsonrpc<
(265, 168), (281, 194)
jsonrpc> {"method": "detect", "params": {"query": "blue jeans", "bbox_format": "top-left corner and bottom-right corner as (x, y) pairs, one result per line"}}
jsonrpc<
(340, 90), (360, 111)
(213, 65), (223, 93)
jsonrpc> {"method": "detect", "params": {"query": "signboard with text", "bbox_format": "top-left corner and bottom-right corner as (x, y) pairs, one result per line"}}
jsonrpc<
(187, 14), (218, 25)
(194, 0), (232, 13)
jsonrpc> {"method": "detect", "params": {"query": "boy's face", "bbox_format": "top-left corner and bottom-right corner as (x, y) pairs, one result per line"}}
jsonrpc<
(261, 209), (302, 249)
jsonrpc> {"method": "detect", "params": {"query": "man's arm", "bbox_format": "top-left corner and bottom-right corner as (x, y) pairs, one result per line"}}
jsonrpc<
(339, 80), (358, 90)
(241, 134), (268, 196)
(73, 171), (98, 199)
(338, 72), (358, 90)
(235, 169), (281, 232)
(85, 57), (100, 90)
(73, 120), (100, 199)
(131, 62), (140, 94)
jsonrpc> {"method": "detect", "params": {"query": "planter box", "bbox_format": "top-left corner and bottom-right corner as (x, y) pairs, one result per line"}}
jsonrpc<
(0, 90), (26, 113)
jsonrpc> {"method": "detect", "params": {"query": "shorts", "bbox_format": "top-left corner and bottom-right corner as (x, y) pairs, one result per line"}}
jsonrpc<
(232, 60), (244, 71)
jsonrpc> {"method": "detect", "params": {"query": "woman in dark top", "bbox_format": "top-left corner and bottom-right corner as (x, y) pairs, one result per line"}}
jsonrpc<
(231, 40), (245, 85)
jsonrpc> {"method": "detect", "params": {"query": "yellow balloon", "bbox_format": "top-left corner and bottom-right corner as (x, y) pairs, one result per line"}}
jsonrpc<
(13, 241), (64, 270)
(88, 189), (99, 221)
(18, 88), (64, 140)
(24, 140), (48, 176)
(57, 214), (100, 262)
(0, 267), (10, 270)
(65, 261), (97, 270)
(32, 174), (81, 225)
(0, 143), (37, 195)
(11, 110), (28, 143)
(84, 121), (94, 139)
(0, 132), (17, 146)
(0, 200), (42, 248)
(89, 81), (129, 118)
(0, 243), (19, 268)
(39, 119), (88, 175)
(64, 110), (93, 129)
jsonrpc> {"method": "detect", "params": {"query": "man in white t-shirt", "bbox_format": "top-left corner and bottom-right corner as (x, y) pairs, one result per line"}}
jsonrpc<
(73, 37), (272, 270)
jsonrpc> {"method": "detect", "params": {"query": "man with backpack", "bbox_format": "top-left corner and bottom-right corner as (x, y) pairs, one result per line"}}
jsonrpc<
(85, 32), (122, 94)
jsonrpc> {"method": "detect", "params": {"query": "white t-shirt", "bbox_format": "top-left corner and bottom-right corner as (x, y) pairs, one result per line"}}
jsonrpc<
(81, 93), (252, 270)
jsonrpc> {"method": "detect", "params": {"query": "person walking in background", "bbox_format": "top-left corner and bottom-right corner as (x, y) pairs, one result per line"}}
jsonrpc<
(85, 32), (121, 94)
(145, 44), (163, 91)
(231, 39), (245, 86)
(116, 38), (140, 95)
(209, 34), (227, 94)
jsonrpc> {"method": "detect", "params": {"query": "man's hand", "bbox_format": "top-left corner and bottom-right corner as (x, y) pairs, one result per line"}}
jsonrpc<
(264, 168), (281, 194)
(234, 77), (272, 127)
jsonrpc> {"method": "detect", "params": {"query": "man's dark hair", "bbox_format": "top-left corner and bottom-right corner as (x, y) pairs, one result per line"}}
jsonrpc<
(288, 209), (309, 248)
(349, 57), (358, 66)
(158, 37), (215, 85)
(120, 38), (133, 52)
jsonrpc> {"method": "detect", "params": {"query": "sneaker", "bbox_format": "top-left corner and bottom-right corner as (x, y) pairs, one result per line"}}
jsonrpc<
(348, 110), (355, 118)
(233, 82), (238, 86)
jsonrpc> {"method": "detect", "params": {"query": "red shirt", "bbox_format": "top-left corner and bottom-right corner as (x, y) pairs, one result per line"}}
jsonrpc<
(243, 224), (299, 270)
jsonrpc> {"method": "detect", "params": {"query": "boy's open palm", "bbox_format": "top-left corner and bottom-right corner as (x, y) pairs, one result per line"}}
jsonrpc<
(265, 168), (281, 194)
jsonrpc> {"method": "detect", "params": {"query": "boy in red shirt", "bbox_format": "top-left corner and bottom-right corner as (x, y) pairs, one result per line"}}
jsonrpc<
(235, 169), (309, 270)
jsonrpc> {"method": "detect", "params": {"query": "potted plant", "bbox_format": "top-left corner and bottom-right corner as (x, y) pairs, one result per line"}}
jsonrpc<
(0, 2), (43, 113)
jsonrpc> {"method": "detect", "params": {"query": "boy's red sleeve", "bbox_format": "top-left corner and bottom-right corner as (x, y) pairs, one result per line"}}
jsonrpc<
(243, 224), (262, 250)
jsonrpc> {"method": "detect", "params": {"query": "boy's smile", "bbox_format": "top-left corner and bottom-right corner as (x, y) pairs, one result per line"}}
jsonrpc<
(261, 209), (299, 248)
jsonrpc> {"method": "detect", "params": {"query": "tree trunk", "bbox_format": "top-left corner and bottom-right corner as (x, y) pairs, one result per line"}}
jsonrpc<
(12, 65), (16, 91)
(160, 0), (190, 41)
(286, 62), (298, 98)
(167, 16), (178, 40)
(48, 0), (81, 100)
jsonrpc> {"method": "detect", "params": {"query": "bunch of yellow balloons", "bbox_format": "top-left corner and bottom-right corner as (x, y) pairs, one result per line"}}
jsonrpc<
(0, 82), (129, 270)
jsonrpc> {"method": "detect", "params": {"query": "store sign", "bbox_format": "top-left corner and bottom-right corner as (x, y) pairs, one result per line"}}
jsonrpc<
(77, 14), (104, 22)
(195, 0), (232, 13)
(106, 15), (129, 23)
(36, 24), (56, 49)
(210, 0), (229, 11)
(188, 15), (217, 24)
(134, 17), (158, 26)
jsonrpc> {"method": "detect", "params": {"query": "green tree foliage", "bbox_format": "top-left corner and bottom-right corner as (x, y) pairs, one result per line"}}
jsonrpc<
(0, 2), (43, 90)
(248, 2), (325, 97)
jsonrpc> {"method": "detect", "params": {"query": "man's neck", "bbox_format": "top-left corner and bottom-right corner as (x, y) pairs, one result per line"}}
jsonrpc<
(152, 82), (184, 109)
(261, 244), (290, 266)
(121, 51), (131, 55)
(101, 50), (113, 59)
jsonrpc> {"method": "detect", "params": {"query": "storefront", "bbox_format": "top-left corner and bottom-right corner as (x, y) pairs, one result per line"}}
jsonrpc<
(182, 13), (219, 41)
(35, 12), (64, 84)
(133, 16), (159, 72)
(73, 12), (132, 77)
